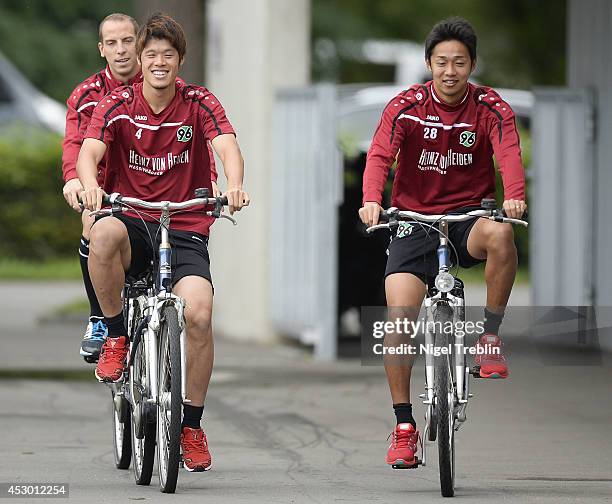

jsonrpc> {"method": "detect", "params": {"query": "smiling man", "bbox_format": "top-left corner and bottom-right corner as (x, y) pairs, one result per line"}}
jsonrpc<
(77, 12), (248, 473)
(62, 13), (220, 363)
(61, 13), (143, 362)
(359, 17), (526, 468)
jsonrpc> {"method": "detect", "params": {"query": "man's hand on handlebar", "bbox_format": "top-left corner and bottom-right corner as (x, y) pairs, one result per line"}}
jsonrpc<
(63, 178), (84, 212)
(223, 186), (250, 215)
(80, 186), (106, 212)
(502, 199), (527, 220)
(359, 201), (382, 227)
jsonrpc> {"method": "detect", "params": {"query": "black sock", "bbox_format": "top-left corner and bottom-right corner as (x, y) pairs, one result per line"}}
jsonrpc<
(105, 312), (127, 338)
(182, 404), (204, 429)
(483, 308), (504, 334)
(79, 237), (104, 319)
(393, 403), (416, 427)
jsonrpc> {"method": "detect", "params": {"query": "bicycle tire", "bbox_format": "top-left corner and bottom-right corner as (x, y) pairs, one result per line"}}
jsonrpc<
(112, 392), (132, 469)
(157, 305), (182, 494)
(131, 325), (156, 486)
(434, 303), (455, 498)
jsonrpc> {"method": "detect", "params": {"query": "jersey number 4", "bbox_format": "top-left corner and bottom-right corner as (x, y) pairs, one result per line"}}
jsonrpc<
(424, 127), (438, 139)
(135, 128), (143, 139)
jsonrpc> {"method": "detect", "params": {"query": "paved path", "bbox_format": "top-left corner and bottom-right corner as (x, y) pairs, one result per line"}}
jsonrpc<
(0, 282), (610, 503)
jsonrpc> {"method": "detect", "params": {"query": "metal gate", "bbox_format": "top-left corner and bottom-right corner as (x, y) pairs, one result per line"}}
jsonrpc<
(269, 84), (343, 359)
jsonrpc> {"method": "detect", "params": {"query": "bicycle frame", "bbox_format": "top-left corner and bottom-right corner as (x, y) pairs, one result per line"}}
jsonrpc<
(421, 219), (468, 466)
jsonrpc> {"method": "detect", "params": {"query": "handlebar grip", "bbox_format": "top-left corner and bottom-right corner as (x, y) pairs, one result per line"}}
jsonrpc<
(217, 196), (228, 206)
(102, 194), (112, 205)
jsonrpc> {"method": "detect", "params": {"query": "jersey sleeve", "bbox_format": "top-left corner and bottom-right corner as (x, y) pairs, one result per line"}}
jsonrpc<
(61, 84), (97, 181)
(84, 92), (126, 145)
(197, 90), (235, 141)
(482, 91), (525, 201)
(362, 94), (412, 204)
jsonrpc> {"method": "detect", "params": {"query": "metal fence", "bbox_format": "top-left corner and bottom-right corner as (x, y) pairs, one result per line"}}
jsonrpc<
(268, 84), (343, 360)
(530, 88), (595, 307)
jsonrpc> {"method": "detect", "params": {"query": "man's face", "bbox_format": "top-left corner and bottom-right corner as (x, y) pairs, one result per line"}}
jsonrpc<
(426, 40), (475, 104)
(98, 20), (138, 79)
(139, 38), (182, 91)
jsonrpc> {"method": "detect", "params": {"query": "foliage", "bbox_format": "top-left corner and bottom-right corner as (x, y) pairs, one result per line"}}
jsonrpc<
(0, 0), (134, 102)
(312, 0), (566, 88)
(0, 130), (81, 259)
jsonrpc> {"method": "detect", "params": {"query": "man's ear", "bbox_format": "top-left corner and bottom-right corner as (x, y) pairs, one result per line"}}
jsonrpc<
(471, 58), (477, 73)
(425, 58), (432, 72)
(98, 42), (104, 58)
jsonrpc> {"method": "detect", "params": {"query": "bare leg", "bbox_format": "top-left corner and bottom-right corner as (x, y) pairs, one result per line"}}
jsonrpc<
(384, 273), (427, 404)
(88, 219), (131, 317)
(467, 219), (517, 314)
(173, 276), (214, 407)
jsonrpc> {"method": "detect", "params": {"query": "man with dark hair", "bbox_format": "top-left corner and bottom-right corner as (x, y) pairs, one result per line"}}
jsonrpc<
(359, 17), (526, 468)
(62, 13), (218, 363)
(78, 12), (249, 472)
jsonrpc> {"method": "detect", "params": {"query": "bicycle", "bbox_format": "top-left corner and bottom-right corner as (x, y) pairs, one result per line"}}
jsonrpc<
(92, 189), (235, 493)
(366, 198), (528, 497)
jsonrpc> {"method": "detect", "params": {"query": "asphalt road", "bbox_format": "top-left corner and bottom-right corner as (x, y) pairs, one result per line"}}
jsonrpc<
(0, 282), (611, 503)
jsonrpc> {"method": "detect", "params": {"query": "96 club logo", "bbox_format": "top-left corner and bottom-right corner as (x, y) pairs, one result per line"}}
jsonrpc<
(176, 125), (193, 142)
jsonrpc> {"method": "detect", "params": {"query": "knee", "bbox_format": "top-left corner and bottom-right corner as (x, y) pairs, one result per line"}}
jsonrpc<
(89, 221), (125, 259)
(486, 224), (515, 254)
(185, 305), (212, 338)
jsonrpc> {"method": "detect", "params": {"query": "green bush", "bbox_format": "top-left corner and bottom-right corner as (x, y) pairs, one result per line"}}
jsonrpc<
(0, 130), (81, 259)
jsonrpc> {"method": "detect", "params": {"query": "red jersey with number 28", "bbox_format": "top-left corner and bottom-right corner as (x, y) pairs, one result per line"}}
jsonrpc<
(363, 81), (525, 212)
(85, 81), (235, 236)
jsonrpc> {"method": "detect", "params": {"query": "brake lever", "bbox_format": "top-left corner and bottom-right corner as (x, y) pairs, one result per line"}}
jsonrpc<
(207, 212), (237, 225)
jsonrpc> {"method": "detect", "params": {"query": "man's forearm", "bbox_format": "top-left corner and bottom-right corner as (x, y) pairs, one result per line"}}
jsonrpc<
(77, 153), (100, 189)
(220, 148), (244, 188)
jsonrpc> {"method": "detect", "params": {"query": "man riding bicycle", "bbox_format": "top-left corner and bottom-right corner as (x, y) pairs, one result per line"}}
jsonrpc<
(61, 13), (219, 363)
(78, 13), (249, 472)
(358, 17), (526, 468)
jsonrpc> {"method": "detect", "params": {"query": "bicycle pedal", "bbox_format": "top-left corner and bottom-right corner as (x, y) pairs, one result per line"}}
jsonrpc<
(470, 366), (483, 378)
(391, 458), (421, 470)
(83, 355), (99, 364)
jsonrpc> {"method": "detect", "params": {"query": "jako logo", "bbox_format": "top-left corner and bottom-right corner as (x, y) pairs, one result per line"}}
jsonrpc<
(426, 115), (440, 121)
(135, 115), (148, 121)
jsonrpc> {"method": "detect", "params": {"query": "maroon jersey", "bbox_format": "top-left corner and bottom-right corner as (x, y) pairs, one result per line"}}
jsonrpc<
(85, 81), (234, 236)
(62, 66), (142, 184)
(363, 81), (525, 213)
(62, 67), (217, 188)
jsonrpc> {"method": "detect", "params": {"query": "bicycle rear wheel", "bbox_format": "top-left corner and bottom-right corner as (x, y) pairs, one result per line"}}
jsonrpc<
(434, 303), (455, 497)
(157, 305), (182, 494)
(111, 391), (132, 469)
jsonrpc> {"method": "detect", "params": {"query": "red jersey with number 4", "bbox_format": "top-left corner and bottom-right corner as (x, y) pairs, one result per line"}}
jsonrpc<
(363, 81), (525, 212)
(85, 81), (234, 236)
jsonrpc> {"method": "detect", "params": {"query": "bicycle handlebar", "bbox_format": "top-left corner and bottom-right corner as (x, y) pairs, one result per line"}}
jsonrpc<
(366, 206), (528, 233)
(103, 192), (228, 210)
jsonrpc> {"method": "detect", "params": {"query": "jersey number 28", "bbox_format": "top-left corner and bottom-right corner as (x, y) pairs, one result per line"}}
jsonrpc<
(424, 127), (438, 140)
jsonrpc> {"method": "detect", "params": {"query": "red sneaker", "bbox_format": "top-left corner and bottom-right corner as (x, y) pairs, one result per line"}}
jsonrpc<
(94, 336), (128, 383)
(386, 423), (419, 468)
(181, 427), (212, 472)
(475, 334), (509, 379)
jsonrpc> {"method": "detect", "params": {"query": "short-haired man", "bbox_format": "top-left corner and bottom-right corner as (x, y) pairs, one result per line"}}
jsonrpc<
(62, 13), (218, 362)
(359, 17), (526, 468)
(78, 13), (249, 472)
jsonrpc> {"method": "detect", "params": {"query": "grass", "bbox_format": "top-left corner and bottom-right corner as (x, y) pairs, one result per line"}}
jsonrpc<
(51, 298), (89, 317)
(0, 257), (81, 280)
(456, 264), (529, 285)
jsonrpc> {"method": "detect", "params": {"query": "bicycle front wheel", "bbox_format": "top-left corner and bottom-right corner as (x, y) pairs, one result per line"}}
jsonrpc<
(434, 303), (455, 497)
(157, 305), (183, 494)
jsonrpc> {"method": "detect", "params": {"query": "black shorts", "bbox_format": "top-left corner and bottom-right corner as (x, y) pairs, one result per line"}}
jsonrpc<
(94, 214), (213, 288)
(385, 212), (484, 286)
